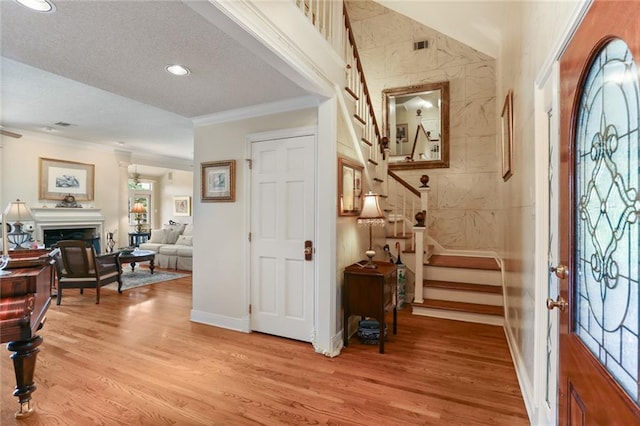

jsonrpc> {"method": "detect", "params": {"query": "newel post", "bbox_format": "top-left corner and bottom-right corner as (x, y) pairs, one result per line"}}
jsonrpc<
(418, 174), (430, 245)
(413, 210), (426, 304)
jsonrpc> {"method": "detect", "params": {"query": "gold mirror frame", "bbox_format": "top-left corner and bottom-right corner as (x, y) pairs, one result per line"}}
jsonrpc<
(337, 157), (364, 216)
(383, 81), (450, 170)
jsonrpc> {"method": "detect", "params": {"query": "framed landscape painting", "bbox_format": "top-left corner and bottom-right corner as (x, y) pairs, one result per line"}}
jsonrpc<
(201, 160), (235, 202)
(39, 157), (95, 201)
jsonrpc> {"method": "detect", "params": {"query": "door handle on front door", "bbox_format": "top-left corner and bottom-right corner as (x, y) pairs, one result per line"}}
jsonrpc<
(550, 264), (569, 279)
(546, 295), (568, 312)
(304, 240), (313, 261)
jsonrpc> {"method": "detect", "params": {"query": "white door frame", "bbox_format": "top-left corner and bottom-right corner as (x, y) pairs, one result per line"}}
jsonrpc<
(532, 1), (592, 424)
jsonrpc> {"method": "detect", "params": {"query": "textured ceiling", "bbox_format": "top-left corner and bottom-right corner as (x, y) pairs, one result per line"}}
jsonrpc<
(0, 0), (310, 164)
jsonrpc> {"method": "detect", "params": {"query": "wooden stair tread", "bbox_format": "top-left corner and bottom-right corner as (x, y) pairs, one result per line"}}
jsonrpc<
(424, 280), (502, 295)
(428, 255), (499, 271)
(344, 87), (359, 101)
(413, 299), (504, 316)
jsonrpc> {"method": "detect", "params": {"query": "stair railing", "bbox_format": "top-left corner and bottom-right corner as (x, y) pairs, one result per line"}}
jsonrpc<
(387, 171), (420, 251)
(294, 0), (343, 52)
(342, 4), (382, 165)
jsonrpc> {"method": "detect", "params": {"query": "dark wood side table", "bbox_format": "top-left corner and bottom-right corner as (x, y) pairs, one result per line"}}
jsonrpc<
(128, 232), (150, 247)
(343, 260), (397, 353)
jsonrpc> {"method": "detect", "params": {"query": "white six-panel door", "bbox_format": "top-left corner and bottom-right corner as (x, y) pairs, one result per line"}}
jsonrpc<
(250, 134), (315, 342)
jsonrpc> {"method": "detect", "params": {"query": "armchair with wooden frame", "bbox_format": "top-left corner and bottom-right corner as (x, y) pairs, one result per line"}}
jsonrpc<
(51, 240), (122, 305)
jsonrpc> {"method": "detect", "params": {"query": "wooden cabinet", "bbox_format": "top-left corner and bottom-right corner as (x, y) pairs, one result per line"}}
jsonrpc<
(1, 260), (54, 417)
(343, 260), (397, 353)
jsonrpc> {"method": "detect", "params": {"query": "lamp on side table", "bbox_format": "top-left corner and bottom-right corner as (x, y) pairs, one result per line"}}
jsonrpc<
(357, 192), (386, 269)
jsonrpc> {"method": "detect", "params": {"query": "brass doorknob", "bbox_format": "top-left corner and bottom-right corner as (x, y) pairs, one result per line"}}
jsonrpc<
(550, 264), (569, 279)
(546, 296), (568, 312)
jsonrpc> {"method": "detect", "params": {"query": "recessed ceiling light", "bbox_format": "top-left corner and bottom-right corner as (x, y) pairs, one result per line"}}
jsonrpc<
(15, 0), (55, 13)
(165, 64), (190, 76)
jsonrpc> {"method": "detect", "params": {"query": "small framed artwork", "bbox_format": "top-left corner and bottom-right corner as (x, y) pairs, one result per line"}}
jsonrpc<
(173, 196), (191, 216)
(39, 157), (95, 201)
(396, 123), (409, 144)
(201, 160), (235, 202)
(501, 90), (514, 181)
(338, 157), (364, 216)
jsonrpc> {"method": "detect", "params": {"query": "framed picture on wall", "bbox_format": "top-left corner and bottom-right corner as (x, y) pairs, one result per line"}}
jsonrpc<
(173, 196), (191, 216)
(501, 90), (514, 181)
(338, 157), (364, 216)
(39, 157), (95, 201)
(201, 160), (235, 202)
(396, 123), (409, 143)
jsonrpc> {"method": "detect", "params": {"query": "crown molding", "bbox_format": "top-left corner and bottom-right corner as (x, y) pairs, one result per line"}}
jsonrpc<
(192, 95), (320, 127)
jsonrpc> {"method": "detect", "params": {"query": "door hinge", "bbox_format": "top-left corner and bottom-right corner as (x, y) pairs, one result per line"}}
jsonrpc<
(245, 158), (252, 169)
(248, 232), (252, 242)
(249, 304), (252, 314)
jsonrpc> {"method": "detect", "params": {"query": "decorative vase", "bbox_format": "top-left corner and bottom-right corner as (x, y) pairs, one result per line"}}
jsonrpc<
(106, 232), (115, 253)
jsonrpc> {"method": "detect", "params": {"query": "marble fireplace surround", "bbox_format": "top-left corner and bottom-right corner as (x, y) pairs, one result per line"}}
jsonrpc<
(31, 208), (105, 249)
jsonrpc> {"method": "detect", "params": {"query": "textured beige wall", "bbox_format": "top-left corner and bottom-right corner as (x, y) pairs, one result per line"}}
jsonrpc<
(346, 0), (499, 252)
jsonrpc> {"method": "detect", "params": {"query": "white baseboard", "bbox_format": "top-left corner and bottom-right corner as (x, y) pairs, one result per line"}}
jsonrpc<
(190, 309), (249, 332)
(504, 319), (535, 424)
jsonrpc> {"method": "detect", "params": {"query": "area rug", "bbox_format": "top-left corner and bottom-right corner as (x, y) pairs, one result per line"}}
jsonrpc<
(105, 269), (190, 291)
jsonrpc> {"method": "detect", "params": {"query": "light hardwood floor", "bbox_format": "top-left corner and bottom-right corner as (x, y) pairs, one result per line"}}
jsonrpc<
(2, 272), (528, 425)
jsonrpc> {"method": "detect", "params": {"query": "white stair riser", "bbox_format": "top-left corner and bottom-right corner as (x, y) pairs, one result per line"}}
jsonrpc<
(425, 265), (501, 286)
(412, 306), (504, 326)
(424, 287), (503, 306)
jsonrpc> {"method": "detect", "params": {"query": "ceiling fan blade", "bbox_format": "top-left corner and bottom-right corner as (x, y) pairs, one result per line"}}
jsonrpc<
(0, 128), (22, 139)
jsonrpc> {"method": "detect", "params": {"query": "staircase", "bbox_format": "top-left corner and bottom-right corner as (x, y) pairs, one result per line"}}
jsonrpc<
(321, 3), (506, 327)
(412, 254), (504, 325)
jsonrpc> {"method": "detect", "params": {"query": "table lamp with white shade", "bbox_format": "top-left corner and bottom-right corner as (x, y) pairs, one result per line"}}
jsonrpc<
(3, 199), (34, 252)
(357, 192), (386, 269)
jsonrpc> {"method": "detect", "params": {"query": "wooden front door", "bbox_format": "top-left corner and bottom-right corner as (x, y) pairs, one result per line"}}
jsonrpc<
(558, 0), (640, 424)
(250, 133), (316, 342)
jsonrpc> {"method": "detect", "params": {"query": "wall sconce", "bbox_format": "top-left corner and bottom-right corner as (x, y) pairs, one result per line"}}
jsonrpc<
(130, 202), (147, 233)
(357, 192), (386, 269)
(3, 199), (35, 251)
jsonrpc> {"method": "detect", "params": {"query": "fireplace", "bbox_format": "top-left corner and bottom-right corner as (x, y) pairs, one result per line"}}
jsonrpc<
(43, 228), (101, 253)
(31, 207), (105, 253)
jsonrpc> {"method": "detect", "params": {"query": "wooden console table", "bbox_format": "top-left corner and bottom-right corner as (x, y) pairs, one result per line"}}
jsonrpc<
(0, 258), (54, 418)
(343, 260), (397, 353)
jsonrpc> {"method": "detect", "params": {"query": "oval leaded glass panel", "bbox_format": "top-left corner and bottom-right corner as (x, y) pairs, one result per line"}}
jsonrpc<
(575, 38), (640, 404)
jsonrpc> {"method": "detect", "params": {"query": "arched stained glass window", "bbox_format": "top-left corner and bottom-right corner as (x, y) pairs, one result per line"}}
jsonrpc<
(575, 38), (640, 404)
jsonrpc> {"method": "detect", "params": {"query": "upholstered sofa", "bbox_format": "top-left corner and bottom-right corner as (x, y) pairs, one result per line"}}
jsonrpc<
(139, 223), (193, 271)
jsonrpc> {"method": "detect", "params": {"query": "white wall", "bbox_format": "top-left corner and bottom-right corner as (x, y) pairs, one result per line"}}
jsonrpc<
(1, 132), (124, 247)
(0, 131), (193, 249)
(191, 108), (318, 331)
(497, 0), (582, 421)
(159, 170), (194, 225)
(346, 0), (500, 252)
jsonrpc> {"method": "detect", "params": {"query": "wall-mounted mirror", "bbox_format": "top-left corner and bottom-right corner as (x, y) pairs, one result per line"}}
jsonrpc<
(383, 81), (450, 170)
(338, 157), (364, 216)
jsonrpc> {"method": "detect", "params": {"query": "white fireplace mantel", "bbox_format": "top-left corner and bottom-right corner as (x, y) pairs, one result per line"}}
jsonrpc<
(31, 207), (105, 241)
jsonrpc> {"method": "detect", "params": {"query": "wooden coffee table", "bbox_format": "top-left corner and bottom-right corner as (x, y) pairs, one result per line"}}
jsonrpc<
(118, 249), (155, 275)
